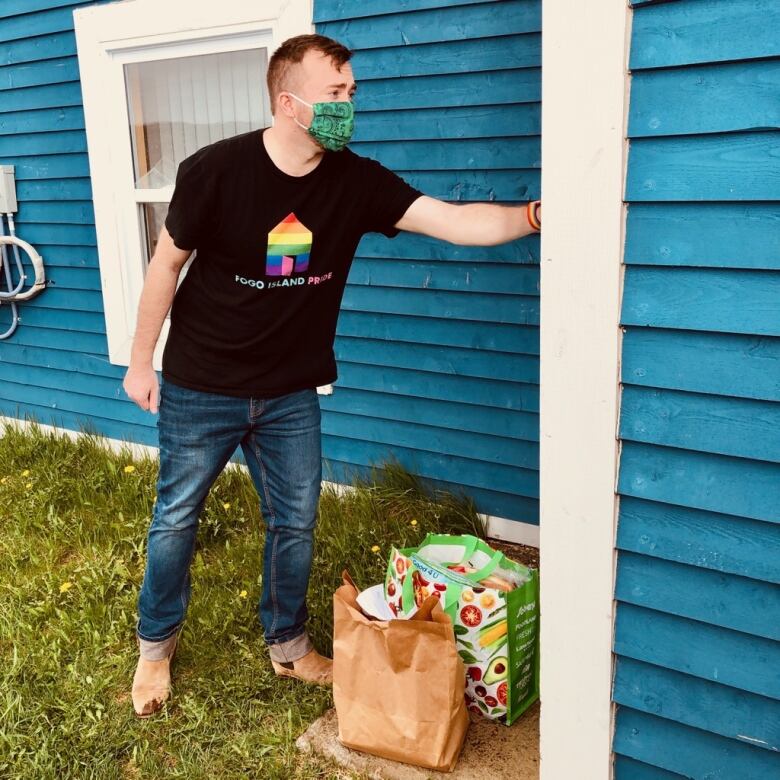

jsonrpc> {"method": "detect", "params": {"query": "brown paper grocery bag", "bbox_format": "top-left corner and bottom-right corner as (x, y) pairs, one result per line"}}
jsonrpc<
(333, 570), (469, 772)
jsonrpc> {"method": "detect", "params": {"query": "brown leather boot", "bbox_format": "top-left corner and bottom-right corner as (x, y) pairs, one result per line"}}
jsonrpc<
(271, 648), (333, 686)
(131, 633), (179, 718)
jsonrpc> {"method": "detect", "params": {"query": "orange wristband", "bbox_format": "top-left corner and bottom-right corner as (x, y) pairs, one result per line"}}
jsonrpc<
(526, 200), (541, 231)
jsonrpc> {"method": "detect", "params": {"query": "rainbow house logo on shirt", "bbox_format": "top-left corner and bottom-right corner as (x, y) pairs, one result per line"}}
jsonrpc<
(266, 212), (312, 276)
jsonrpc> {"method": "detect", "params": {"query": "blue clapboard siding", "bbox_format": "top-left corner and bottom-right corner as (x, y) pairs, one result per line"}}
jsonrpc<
(0, 4), (162, 443)
(629, 0), (780, 70)
(614, 756), (686, 780)
(315, 0), (541, 522)
(628, 60), (780, 138)
(0, 0), (541, 526)
(614, 658), (780, 751)
(614, 0), (780, 776)
(614, 707), (780, 779)
(619, 386), (780, 463)
(624, 204), (780, 270)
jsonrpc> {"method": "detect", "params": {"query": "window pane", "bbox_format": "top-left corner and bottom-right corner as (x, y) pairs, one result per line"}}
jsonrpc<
(140, 203), (168, 269)
(125, 48), (270, 189)
(140, 202), (192, 319)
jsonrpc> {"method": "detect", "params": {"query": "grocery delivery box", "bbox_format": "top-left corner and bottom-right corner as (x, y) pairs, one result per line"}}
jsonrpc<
(384, 533), (539, 725)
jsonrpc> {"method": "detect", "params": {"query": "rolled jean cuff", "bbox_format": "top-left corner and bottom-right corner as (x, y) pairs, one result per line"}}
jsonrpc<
(137, 629), (179, 661)
(267, 631), (313, 663)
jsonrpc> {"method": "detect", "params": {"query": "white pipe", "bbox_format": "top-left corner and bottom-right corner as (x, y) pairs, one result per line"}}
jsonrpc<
(0, 232), (46, 302)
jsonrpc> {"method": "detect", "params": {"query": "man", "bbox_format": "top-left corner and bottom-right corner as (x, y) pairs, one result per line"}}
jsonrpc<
(124, 33), (541, 718)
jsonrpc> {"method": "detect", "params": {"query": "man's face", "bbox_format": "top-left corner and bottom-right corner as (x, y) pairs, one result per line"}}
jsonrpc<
(284, 50), (356, 129)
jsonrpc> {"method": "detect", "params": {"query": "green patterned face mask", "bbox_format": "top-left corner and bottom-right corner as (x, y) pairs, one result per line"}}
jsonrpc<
(288, 92), (355, 152)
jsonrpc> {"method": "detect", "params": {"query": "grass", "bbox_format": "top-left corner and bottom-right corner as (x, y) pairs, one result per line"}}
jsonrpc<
(0, 420), (486, 779)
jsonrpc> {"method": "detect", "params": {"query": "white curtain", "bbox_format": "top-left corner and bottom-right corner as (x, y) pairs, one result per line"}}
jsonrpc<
(127, 47), (271, 189)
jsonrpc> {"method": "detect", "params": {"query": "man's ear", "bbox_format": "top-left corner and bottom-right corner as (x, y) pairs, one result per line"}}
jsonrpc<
(276, 92), (295, 119)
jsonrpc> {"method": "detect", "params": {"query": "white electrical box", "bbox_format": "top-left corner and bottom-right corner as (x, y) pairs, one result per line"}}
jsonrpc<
(0, 165), (18, 214)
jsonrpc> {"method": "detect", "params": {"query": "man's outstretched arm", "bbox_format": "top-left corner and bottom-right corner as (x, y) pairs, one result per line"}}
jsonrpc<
(394, 195), (540, 246)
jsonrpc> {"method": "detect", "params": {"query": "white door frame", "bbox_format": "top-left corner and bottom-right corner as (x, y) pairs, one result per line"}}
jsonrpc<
(538, 1), (632, 778)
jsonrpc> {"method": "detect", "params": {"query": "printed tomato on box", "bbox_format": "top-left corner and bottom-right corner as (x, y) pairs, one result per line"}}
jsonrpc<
(383, 546), (409, 616)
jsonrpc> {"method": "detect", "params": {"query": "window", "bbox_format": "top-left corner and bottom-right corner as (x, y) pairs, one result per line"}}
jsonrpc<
(74, 0), (312, 368)
(126, 48), (271, 272)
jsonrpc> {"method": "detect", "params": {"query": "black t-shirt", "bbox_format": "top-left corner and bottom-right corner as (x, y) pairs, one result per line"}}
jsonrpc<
(161, 127), (423, 398)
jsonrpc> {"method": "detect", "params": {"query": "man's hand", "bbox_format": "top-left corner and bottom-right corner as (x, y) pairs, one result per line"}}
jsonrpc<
(393, 195), (540, 246)
(124, 363), (160, 414)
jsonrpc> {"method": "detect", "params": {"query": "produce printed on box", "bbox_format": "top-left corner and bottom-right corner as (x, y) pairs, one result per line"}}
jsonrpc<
(384, 533), (539, 726)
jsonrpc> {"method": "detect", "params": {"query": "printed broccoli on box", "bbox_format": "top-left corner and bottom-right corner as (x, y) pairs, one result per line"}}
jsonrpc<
(384, 533), (539, 726)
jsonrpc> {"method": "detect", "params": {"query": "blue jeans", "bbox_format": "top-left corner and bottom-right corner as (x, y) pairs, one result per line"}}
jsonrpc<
(135, 376), (322, 662)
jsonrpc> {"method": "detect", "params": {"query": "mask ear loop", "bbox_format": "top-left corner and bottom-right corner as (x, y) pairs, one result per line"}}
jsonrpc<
(286, 92), (313, 131)
(287, 92), (312, 108)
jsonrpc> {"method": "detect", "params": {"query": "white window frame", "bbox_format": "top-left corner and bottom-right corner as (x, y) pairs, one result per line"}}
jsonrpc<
(73, 0), (314, 370)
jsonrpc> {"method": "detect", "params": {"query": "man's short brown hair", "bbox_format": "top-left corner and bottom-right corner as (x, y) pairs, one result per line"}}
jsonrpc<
(266, 34), (353, 115)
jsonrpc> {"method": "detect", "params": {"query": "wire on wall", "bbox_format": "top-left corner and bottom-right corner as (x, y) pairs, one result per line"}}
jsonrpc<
(0, 164), (46, 339)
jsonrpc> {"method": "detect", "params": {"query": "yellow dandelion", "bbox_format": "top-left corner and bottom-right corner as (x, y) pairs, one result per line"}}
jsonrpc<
(371, 545), (380, 553)
(222, 502), (231, 510)
(1, 477), (8, 484)
(21, 469), (30, 477)
(239, 590), (248, 598)
(123, 465), (136, 474)
(25, 482), (33, 489)
(411, 519), (418, 526)
(59, 581), (73, 594)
